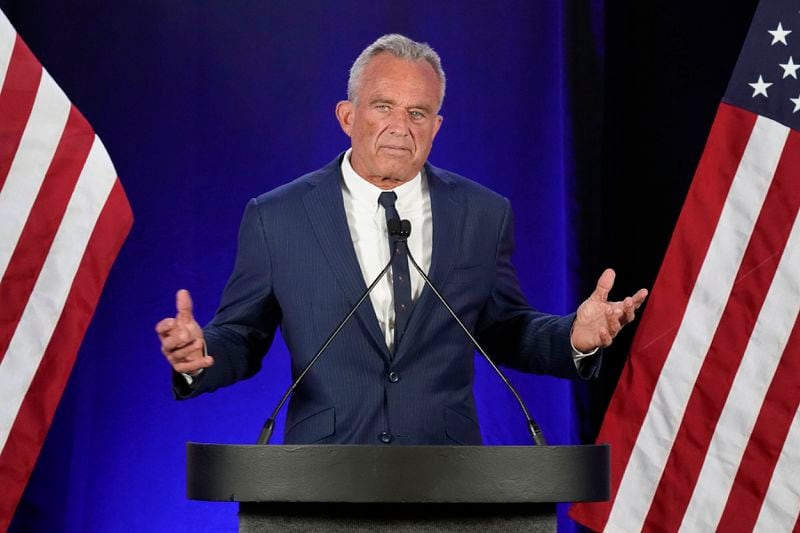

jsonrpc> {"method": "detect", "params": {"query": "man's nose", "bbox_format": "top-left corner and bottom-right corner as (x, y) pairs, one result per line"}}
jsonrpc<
(387, 109), (411, 136)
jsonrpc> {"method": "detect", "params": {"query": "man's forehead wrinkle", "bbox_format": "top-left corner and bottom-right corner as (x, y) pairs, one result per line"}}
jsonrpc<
(364, 74), (436, 95)
(368, 95), (398, 105)
(367, 95), (433, 111)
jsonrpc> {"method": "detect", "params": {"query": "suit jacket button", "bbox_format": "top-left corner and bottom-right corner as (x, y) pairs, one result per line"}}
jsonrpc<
(388, 371), (399, 383)
(379, 431), (393, 444)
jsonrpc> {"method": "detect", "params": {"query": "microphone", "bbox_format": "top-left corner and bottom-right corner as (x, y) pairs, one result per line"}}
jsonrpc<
(387, 218), (410, 240)
(400, 220), (548, 446)
(256, 220), (407, 445)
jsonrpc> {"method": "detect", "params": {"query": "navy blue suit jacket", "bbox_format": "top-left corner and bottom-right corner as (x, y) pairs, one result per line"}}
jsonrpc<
(175, 155), (599, 444)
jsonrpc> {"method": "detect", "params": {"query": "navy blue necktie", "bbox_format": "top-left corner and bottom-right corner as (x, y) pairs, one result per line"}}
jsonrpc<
(378, 191), (412, 352)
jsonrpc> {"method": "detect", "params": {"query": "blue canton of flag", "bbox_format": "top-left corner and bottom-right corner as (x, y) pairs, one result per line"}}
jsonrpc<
(725, 0), (800, 128)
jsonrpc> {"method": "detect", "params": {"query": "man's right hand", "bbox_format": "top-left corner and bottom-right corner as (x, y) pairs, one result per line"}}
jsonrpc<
(155, 289), (214, 376)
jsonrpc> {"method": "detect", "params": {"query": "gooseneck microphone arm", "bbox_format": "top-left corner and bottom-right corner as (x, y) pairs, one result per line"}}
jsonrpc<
(400, 220), (548, 446)
(256, 238), (398, 445)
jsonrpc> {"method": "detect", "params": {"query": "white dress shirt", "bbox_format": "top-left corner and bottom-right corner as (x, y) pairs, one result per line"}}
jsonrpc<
(340, 148), (432, 352)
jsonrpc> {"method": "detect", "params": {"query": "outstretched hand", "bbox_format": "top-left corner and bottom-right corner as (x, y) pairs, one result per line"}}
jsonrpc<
(155, 289), (214, 375)
(571, 269), (648, 353)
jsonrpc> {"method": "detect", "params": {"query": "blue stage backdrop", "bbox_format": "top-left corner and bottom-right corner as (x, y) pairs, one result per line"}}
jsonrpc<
(3, 1), (603, 531)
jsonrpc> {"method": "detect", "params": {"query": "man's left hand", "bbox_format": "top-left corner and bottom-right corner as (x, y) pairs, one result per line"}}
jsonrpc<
(571, 268), (648, 353)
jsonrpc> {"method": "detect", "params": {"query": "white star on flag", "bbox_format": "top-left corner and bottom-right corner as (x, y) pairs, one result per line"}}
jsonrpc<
(749, 75), (773, 97)
(791, 94), (800, 113)
(768, 22), (791, 45)
(779, 56), (800, 78)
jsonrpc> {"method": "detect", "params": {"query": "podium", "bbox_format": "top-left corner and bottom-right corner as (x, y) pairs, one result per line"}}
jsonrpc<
(187, 443), (609, 532)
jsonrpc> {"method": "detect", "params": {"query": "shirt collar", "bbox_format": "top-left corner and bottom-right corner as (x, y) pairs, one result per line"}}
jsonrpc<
(341, 148), (424, 215)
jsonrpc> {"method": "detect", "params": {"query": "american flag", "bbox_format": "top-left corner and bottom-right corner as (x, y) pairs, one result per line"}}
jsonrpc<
(571, 0), (800, 531)
(0, 10), (132, 529)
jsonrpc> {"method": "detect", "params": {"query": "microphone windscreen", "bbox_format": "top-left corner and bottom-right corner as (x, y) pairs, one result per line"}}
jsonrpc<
(388, 218), (402, 237)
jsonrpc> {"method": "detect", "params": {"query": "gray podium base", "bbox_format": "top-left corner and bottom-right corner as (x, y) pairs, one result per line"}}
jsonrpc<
(239, 502), (556, 533)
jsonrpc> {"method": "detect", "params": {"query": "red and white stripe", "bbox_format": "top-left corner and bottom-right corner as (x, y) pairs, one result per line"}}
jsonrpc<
(0, 11), (132, 529)
(570, 103), (800, 532)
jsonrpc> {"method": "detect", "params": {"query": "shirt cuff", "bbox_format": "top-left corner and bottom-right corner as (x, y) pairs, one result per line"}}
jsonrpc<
(571, 339), (599, 362)
(181, 369), (202, 385)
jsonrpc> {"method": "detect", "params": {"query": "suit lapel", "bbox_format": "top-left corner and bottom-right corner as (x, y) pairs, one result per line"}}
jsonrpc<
(303, 157), (392, 361)
(395, 164), (464, 362)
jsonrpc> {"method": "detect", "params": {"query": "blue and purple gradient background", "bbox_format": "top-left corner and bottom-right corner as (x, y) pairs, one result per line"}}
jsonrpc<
(2, 1), (627, 531)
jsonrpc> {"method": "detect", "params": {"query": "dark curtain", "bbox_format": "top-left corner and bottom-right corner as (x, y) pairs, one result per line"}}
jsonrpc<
(568, 1), (758, 446)
(0, 1), (758, 531)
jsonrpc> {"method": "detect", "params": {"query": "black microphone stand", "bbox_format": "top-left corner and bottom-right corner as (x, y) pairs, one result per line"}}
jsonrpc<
(257, 218), (547, 446)
(400, 221), (548, 446)
(256, 232), (399, 445)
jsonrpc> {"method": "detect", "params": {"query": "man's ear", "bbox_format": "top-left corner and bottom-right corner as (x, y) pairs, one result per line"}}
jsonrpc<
(335, 100), (354, 136)
(432, 114), (443, 140)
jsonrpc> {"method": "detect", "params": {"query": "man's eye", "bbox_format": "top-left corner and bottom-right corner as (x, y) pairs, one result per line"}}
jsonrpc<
(409, 111), (424, 119)
(376, 104), (390, 111)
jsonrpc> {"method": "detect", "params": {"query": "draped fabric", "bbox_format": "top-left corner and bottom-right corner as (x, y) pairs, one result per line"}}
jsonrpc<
(0, 12), (132, 529)
(574, 1), (800, 529)
(1, 1), (758, 531)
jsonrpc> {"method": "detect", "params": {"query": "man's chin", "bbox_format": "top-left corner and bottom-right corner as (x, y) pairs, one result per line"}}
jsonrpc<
(377, 164), (420, 183)
(377, 152), (420, 169)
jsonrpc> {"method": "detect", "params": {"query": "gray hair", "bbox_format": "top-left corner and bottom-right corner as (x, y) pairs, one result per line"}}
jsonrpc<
(347, 34), (446, 109)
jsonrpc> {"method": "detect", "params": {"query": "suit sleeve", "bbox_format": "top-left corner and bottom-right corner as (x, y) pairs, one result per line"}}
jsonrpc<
(475, 198), (601, 379)
(173, 198), (282, 399)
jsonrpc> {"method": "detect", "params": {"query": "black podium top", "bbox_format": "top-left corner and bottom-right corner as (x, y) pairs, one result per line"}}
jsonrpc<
(186, 443), (609, 504)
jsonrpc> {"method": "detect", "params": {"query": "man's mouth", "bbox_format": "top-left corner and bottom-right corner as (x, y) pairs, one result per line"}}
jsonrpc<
(379, 145), (411, 153)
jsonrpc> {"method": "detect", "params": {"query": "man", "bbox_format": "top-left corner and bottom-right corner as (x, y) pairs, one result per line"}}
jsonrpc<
(156, 34), (647, 445)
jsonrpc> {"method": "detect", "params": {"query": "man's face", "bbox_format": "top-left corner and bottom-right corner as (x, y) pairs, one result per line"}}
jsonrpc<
(336, 53), (444, 189)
